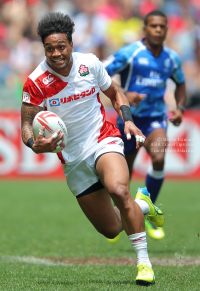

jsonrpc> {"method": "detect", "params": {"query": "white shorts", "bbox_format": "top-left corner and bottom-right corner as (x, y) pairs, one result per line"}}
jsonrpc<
(63, 137), (124, 197)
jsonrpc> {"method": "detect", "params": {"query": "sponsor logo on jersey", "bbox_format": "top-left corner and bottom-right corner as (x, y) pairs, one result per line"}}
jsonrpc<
(22, 92), (30, 103)
(43, 74), (55, 86)
(136, 76), (165, 87)
(150, 71), (160, 79)
(138, 58), (149, 65)
(78, 65), (89, 76)
(48, 88), (96, 106)
(49, 98), (60, 106)
(60, 87), (95, 104)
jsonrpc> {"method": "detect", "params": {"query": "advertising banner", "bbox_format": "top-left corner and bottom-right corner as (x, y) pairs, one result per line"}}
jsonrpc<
(0, 110), (200, 179)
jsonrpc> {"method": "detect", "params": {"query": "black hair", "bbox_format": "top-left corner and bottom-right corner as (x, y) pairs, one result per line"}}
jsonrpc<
(144, 10), (167, 25)
(37, 12), (75, 44)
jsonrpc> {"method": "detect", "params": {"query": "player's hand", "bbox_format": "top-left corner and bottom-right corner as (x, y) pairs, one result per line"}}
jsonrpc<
(32, 126), (66, 153)
(168, 108), (183, 126)
(126, 92), (147, 106)
(124, 121), (146, 149)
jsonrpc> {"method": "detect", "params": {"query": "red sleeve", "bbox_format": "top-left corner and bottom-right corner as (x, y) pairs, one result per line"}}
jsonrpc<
(22, 78), (45, 106)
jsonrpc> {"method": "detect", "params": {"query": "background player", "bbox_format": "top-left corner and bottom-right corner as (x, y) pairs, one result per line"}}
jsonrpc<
(21, 12), (164, 285)
(105, 10), (186, 240)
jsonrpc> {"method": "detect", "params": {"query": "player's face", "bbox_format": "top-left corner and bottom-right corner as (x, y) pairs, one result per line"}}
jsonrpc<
(144, 16), (167, 47)
(44, 33), (73, 76)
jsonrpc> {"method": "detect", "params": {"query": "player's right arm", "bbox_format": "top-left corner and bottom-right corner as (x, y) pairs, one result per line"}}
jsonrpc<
(21, 102), (41, 146)
(21, 79), (64, 153)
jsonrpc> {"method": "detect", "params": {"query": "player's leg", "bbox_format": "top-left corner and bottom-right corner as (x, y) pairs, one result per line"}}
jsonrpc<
(109, 151), (137, 243)
(144, 128), (167, 239)
(64, 153), (123, 239)
(125, 151), (138, 180)
(96, 152), (144, 235)
(144, 128), (167, 204)
(77, 182), (154, 285)
(96, 152), (154, 283)
(119, 116), (165, 231)
(96, 152), (155, 284)
(77, 187), (122, 239)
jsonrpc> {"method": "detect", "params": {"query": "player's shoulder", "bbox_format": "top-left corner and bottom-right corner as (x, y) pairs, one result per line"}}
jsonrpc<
(27, 60), (47, 82)
(118, 41), (146, 54)
(163, 46), (182, 63)
(115, 41), (146, 59)
(73, 52), (102, 74)
(73, 52), (99, 65)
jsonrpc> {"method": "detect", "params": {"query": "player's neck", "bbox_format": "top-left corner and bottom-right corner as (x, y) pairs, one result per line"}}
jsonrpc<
(143, 39), (163, 58)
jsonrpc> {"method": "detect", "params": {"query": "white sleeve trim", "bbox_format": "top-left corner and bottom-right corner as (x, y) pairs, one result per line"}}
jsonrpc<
(100, 75), (112, 91)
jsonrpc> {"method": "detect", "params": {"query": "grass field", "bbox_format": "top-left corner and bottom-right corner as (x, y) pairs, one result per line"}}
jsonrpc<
(0, 180), (200, 290)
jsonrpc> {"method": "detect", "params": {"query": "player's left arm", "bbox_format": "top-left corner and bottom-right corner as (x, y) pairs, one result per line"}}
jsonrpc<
(103, 81), (146, 149)
(94, 54), (145, 148)
(169, 52), (187, 126)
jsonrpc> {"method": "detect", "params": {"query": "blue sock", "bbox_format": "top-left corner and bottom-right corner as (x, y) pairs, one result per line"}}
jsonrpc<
(146, 166), (164, 204)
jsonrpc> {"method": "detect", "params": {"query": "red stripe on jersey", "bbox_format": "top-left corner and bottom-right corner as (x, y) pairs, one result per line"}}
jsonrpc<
(97, 93), (121, 143)
(23, 78), (44, 106)
(57, 152), (66, 164)
(35, 71), (68, 98)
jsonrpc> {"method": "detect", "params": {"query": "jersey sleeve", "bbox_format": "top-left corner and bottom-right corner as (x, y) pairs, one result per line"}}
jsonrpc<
(93, 55), (112, 91)
(103, 45), (133, 76)
(170, 51), (185, 84)
(22, 78), (45, 107)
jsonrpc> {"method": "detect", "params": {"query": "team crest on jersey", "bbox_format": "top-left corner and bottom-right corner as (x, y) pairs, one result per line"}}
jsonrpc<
(78, 65), (89, 76)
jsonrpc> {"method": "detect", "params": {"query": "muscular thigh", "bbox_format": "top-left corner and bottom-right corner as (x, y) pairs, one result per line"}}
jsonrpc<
(96, 152), (130, 190)
(144, 128), (167, 160)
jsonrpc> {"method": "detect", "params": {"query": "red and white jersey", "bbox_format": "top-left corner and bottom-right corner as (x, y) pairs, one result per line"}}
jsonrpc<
(22, 52), (121, 164)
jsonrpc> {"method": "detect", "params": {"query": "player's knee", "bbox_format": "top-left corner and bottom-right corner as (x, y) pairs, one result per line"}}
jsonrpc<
(108, 183), (130, 207)
(152, 154), (165, 170)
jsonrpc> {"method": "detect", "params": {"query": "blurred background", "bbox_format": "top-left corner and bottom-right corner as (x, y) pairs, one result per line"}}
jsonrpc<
(0, 0), (200, 179)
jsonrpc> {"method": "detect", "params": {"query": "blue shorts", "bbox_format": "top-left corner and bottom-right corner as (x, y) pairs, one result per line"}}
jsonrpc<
(117, 116), (168, 154)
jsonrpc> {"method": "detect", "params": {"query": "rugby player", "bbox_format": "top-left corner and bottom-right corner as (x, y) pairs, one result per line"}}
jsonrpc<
(21, 12), (165, 285)
(105, 10), (186, 240)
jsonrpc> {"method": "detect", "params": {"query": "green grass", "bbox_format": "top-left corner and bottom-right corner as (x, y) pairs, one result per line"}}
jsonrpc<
(0, 180), (200, 290)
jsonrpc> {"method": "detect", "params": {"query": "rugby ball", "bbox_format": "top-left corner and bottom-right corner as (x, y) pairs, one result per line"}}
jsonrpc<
(33, 111), (67, 153)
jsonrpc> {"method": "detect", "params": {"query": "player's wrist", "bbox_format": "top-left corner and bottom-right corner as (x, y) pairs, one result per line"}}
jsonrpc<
(177, 105), (185, 114)
(120, 105), (133, 122)
(27, 138), (34, 150)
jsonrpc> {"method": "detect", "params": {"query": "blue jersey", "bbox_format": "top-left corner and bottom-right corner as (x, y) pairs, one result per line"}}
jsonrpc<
(105, 40), (185, 118)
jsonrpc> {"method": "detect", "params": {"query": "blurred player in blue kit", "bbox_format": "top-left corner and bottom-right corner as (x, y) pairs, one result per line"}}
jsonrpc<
(105, 10), (186, 239)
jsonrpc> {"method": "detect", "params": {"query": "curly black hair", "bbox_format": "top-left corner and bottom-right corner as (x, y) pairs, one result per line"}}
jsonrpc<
(37, 12), (75, 44)
(144, 10), (167, 25)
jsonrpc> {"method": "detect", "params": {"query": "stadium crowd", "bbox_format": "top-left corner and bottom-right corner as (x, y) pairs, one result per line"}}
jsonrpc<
(0, 0), (200, 109)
